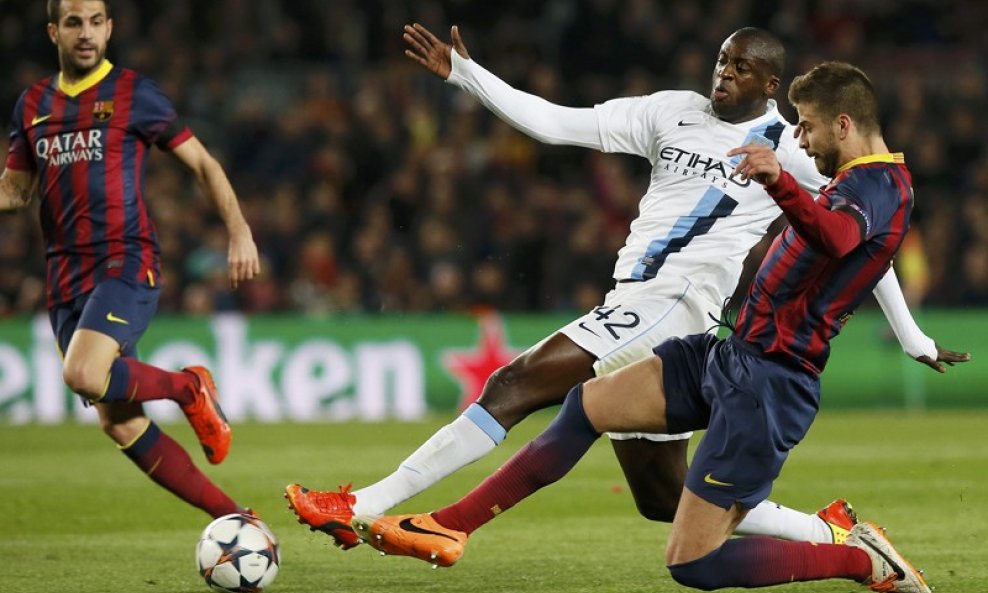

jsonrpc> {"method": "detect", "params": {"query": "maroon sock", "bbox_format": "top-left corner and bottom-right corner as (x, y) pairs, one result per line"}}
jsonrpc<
(122, 422), (239, 518)
(668, 537), (872, 588)
(433, 385), (599, 534)
(103, 358), (195, 405)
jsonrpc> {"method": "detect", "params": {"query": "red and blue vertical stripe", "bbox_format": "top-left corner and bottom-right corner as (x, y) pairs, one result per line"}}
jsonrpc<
(734, 158), (913, 374)
(5, 64), (188, 308)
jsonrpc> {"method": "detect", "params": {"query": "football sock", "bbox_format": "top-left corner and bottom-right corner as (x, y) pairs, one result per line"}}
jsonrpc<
(433, 384), (599, 534)
(736, 500), (834, 543)
(121, 421), (238, 518)
(667, 537), (871, 589)
(352, 404), (505, 516)
(101, 358), (195, 406)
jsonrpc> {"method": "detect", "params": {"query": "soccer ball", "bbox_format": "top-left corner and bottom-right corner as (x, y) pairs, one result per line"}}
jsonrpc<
(196, 513), (280, 592)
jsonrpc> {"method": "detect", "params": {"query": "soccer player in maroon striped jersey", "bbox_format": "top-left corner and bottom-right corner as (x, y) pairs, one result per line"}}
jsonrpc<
(0, 0), (260, 519)
(354, 62), (970, 592)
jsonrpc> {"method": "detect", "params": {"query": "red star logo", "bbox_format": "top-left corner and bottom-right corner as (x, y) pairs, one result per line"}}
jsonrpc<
(442, 314), (521, 411)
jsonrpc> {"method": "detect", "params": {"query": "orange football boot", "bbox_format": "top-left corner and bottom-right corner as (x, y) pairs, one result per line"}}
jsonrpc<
(180, 366), (231, 465)
(351, 513), (467, 568)
(285, 483), (362, 550)
(816, 498), (858, 544)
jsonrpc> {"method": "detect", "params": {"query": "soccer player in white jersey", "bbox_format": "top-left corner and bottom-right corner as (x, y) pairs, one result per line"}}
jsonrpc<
(285, 24), (966, 551)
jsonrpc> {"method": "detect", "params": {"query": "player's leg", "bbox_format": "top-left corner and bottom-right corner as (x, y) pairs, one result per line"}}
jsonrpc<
(611, 438), (686, 522)
(665, 337), (892, 590)
(99, 400), (242, 518)
(61, 278), (231, 464)
(353, 352), (668, 565)
(286, 331), (595, 547)
(612, 436), (845, 543)
(289, 282), (694, 546)
(352, 332), (596, 514)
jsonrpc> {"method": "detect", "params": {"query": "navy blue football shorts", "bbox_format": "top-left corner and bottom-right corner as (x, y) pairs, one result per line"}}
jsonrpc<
(654, 334), (820, 510)
(48, 277), (160, 360)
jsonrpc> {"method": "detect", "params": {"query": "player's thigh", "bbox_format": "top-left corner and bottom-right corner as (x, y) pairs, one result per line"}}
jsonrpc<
(75, 277), (160, 359)
(682, 338), (819, 512)
(478, 332), (596, 426)
(582, 356), (668, 433)
(63, 328), (121, 379)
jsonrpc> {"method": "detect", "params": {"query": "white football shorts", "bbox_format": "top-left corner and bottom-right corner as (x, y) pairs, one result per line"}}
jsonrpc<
(558, 277), (719, 442)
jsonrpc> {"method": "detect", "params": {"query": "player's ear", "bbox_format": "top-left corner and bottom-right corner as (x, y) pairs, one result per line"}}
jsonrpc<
(837, 113), (852, 140)
(764, 75), (780, 97)
(47, 22), (58, 44)
(106, 17), (113, 41)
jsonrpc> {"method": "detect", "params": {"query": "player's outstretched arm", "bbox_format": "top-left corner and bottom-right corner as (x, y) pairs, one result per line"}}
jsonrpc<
(872, 267), (971, 371)
(170, 137), (260, 289)
(0, 168), (36, 212)
(402, 23), (602, 149)
(403, 23), (469, 81)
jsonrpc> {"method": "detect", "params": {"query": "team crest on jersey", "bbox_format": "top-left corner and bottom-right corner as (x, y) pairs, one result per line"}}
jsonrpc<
(92, 100), (114, 121)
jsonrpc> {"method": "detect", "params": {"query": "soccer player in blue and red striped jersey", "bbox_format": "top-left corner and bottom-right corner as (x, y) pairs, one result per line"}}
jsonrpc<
(0, 0), (260, 519)
(354, 62), (970, 591)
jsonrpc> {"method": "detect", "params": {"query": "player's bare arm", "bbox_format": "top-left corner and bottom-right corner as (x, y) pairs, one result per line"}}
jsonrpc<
(0, 168), (36, 211)
(170, 137), (260, 288)
(403, 23), (469, 80)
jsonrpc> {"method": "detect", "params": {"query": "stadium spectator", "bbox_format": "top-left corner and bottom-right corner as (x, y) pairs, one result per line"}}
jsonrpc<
(1, 0), (985, 314)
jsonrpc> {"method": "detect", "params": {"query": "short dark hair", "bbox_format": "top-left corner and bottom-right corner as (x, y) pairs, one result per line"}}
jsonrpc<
(788, 61), (880, 134)
(729, 27), (785, 78)
(47, 0), (111, 23)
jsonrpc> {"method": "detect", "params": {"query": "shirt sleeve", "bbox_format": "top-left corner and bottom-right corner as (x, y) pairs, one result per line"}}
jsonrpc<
(828, 169), (904, 241)
(131, 76), (192, 150)
(766, 170), (864, 257)
(446, 51), (602, 150)
(594, 92), (669, 160)
(5, 92), (34, 171)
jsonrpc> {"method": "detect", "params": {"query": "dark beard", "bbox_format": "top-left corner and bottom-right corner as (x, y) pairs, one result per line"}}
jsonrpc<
(815, 151), (840, 178)
(61, 48), (105, 80)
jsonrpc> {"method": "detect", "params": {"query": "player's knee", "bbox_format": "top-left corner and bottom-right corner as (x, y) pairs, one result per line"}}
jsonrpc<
(634, 496), (678, 523)
(666, 546), (725, 591)
(62, 362), (105, 400)
(629, 473), (682, 522)
(100, 415), (146, 445)
(479, 363), (534, 424)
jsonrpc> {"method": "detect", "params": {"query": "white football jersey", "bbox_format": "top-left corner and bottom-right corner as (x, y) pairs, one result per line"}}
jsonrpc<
(595, 91), (829, 306)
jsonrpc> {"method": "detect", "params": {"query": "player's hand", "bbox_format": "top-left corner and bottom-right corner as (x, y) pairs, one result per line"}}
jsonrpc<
(227, 227), (260, 289)
(403, 23), (470, 80)
(727, 144), (782, 185)
(915, 344), (971, 373)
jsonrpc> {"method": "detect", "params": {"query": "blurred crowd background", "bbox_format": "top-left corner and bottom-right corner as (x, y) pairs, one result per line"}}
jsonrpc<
(2, 0), (987, 316)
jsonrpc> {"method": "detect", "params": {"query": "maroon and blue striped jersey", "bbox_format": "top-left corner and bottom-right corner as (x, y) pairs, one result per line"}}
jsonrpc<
(5, 60), (192, 308)
(734, 153), (913, 375)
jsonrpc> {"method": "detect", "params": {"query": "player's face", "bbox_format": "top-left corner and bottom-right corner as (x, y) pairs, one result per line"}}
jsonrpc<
(710, 36), (779, 123)
(47, 0), (112, 80)
(795, 102), (841, 177)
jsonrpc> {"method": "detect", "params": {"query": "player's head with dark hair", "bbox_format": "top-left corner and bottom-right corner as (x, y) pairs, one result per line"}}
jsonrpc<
(46, 0), (113, 81)
(48, 0), (110, 23)
(788, 62), (882, 177)
(710, 28), (786, 123)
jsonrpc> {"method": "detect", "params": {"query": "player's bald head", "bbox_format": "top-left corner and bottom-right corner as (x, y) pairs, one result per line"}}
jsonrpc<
(726, 27), (785, 79)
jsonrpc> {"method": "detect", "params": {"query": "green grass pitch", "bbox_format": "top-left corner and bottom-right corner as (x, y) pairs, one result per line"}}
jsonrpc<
(2, 411), (986, 592)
